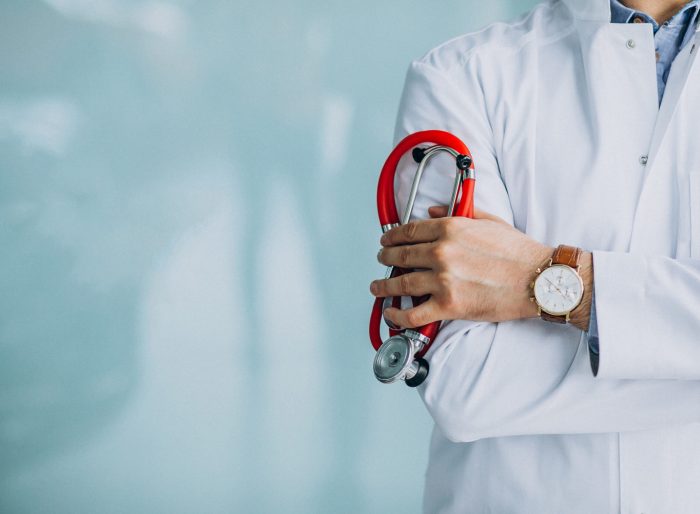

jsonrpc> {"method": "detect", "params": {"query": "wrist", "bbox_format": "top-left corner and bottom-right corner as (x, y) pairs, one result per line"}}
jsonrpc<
(526, 246), (594, 330)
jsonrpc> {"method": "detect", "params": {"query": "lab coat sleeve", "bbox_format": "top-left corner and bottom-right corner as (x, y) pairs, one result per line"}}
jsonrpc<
(592, 251), (700, 379)
(395, 59), (700, 443)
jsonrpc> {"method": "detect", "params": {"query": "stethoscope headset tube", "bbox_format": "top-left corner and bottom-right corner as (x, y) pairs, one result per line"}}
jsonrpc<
(369, 130), (476, 387)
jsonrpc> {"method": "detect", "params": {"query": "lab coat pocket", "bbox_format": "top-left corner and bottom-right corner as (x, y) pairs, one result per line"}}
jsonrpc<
(691, 172), (700, 259)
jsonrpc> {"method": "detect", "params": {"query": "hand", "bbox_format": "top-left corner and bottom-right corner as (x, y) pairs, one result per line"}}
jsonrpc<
(370, 206), (554, 329)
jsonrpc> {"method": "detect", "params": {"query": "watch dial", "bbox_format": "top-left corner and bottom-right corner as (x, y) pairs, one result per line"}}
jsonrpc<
(534, 265), (583, 315)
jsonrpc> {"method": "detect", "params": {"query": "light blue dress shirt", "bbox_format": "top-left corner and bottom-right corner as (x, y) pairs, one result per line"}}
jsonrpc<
(587, 0), (700, 361)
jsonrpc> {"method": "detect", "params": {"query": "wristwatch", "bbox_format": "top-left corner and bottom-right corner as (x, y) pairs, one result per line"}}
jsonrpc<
(531, 245), (584, 324)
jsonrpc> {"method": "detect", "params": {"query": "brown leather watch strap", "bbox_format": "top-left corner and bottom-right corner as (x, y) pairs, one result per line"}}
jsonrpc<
(551, 245), (582, 269)
(540, 245), (582, 324)
(540, 311), (568, 323)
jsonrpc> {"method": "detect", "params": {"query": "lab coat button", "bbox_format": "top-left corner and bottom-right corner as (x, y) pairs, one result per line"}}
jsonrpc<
(639, 155), (648, 165)
(627, 39), (636, 49)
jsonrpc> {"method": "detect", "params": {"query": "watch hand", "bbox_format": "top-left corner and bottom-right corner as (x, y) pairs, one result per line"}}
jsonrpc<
(545, 277), (565, 296)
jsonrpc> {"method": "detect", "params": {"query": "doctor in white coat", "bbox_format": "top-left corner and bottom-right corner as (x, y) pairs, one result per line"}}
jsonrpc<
(369, 0), (700, 512)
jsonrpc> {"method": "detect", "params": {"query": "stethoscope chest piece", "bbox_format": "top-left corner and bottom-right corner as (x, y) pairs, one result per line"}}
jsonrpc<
(373, 334), (429, 387)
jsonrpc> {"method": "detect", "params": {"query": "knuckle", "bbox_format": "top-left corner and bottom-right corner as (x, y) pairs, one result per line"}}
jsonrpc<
(435, 242), (455, 264)
(444, 217), (463, 235)
(399, 246), (412, 267)
(431, 244), (446, 263)
(439, 219), (454, 237)
(399, 274), (412, 296)
(404, 222), (418, 242)
(436, 271), (453, 291)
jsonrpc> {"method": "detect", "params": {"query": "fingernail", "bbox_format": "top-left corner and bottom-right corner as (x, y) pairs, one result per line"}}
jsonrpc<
(370, 281), (377, 294)
(380, 234), (387, 245)
(376, 248), (383, 262)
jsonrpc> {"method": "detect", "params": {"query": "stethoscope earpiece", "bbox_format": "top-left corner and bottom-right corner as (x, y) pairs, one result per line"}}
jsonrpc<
(412, 147), (427, 163)
(456, 154), (473, 171)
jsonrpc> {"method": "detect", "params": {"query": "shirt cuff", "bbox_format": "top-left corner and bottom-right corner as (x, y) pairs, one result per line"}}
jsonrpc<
(586, 289), (600, 376)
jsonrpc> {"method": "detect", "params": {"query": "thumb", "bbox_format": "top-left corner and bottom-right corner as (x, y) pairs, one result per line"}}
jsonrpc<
(428, 205), (449, 218)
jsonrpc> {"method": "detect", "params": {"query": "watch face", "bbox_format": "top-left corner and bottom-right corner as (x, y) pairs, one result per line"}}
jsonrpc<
(534, 264), (584, 316)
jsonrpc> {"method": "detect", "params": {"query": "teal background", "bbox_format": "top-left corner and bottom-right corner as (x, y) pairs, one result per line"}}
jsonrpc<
(0, 1), (537, 512)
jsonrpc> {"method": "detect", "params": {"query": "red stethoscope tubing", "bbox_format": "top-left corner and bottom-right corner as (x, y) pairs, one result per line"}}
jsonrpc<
(370, 130), (475, 356)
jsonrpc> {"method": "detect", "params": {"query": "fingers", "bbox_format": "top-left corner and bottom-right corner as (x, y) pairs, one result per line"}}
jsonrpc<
(428, 205), (449, 218)
(381, 218), (445, 247)
(383, 299), (439, 329)
(377, 242), (439, 269)
(370, 271), (435, 299)
(382, 209), (505, 249)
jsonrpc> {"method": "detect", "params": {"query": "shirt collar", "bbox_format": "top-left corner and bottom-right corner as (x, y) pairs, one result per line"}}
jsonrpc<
(610, 0), (700, 30)
(609, 0), (641, 24)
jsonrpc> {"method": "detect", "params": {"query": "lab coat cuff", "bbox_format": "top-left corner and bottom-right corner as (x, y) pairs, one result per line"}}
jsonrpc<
(590, 250), (649, 379)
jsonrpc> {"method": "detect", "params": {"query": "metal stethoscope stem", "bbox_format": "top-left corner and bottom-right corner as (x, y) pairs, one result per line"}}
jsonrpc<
(369, 130), (476, 387)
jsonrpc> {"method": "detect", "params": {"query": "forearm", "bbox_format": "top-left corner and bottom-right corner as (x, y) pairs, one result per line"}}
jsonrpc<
(420, 247), (700, 442)
(592, 251), (700, 379)
(421, 316), (700, 443)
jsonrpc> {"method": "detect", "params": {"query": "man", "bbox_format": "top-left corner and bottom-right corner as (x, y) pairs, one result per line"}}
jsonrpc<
(369, 0), (700, 512)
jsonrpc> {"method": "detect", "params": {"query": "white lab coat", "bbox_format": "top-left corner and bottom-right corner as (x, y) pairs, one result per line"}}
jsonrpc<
(394, 0), (700, 512)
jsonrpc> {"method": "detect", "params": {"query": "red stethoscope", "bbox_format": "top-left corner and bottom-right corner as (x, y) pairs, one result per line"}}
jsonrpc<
(369, 130), (475, 387)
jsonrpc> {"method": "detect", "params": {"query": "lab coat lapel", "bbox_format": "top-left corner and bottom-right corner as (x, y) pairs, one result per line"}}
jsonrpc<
(644, 30), (699, 172)
(571, 19), (658, 150)
(627, 30), (700, 255)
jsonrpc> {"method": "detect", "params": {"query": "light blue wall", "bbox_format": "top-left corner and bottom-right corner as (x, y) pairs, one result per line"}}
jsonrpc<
(0, 1), (538, 512)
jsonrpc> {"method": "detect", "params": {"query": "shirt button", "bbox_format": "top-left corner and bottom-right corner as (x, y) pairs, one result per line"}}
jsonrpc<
(633, 16), (644, 23)
(627, 39), (636, 49)
(656, 51), (661, 62)
(639, 155), (648, 165)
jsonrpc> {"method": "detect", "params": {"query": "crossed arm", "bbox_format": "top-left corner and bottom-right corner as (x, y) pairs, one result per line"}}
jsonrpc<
(375, 59), (700, 443)
(369, 205), (594, 332)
